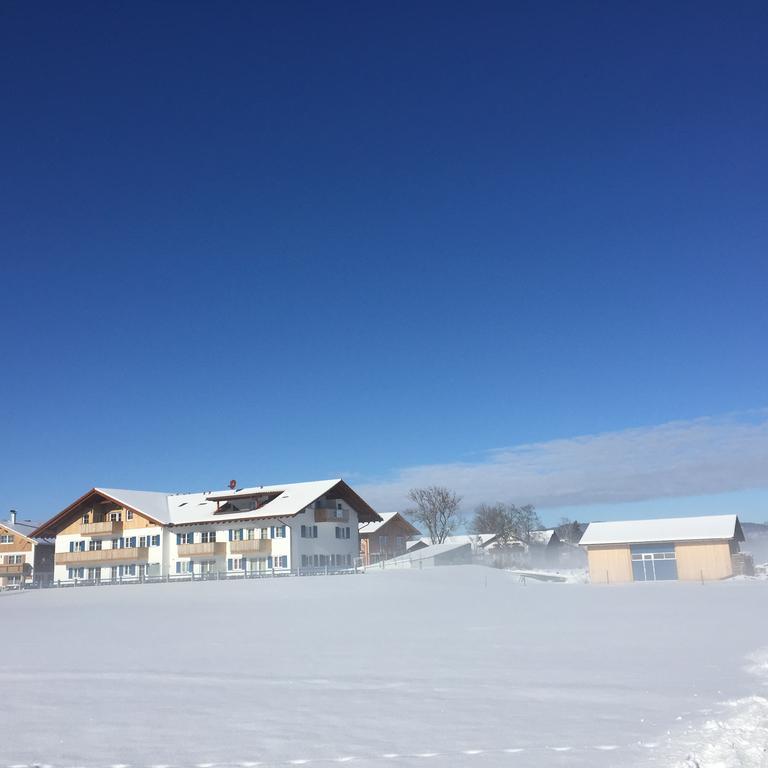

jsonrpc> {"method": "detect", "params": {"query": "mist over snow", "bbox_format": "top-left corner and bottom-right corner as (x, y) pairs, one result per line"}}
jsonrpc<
(358, 410), (768, 514)
(1, 568), (767, 767)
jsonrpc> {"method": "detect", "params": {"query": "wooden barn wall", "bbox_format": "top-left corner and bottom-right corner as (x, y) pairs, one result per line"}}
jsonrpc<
(675, 541), (733, 581)
(587, 545), (632, 584)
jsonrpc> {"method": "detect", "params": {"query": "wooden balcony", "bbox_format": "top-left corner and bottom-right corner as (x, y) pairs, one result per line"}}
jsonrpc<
(229, 539), (272, 555)
(55, 547), (149, 565)
(315, 506), (349, 523)
(0, 563), (25, 575)
(81, 520), (123, 536)
(177, 542), (227, 557)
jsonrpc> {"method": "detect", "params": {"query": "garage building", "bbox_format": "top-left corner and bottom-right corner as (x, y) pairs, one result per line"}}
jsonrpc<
(580, 514), (745, 584)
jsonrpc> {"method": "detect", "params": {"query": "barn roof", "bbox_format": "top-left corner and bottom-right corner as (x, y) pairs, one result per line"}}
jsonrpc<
(386, 540), (472, 565)
(528, 529), (559, 546)
(580, 514), (744, 547)
(358, 511), (420, 537)
(407, 533), (497, 550)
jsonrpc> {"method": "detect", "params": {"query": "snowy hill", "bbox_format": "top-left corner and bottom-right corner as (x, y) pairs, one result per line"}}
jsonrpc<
(1, 567), (767, 767)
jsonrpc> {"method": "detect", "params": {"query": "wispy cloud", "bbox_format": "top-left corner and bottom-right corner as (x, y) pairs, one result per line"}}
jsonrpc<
(357, 410), (768, 513)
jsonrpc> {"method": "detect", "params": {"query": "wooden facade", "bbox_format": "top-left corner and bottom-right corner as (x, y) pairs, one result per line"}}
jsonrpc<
(586, 545), (633, 584)
(359, 513), (420, 565)
(675, 541), (734, 581)
(582, 516), (744, 584)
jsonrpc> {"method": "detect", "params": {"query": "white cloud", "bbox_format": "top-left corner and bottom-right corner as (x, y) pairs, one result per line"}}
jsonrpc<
(357, 410), (768, 513)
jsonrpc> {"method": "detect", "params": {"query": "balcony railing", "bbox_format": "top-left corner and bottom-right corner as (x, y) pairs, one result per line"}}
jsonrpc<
(55, 547), (149, 565)
(315, 507), (349, 523)
(229, 539), (272, 555)
(0, 563), (25, 575)
(177, 542), (227, 557)
(81, 520), (123, 536)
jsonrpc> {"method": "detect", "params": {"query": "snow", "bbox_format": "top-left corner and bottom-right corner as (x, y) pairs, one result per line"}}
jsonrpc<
(1, 566), (766, 767)
(407, 534), (498, 551)
(580, 514), (742, 546)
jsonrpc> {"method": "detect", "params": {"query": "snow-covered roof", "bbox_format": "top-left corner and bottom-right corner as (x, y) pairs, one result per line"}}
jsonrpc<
(386, 540), (472, 565)
(33, 479), (380, 536)
(0, 518), (49, 541)
(528, 530), (557, 546)
(407, 534), (497, 550)
(359, 511), (398, 534)
(95, 488), (176, 525)
(358, 512), (420, 537)
(580, 514), (744, 547)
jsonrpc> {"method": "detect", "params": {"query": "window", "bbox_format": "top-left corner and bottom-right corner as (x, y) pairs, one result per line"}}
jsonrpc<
(8, 555), (23, 564)
(152, 535), (160, 546)
(274, 526), (286, 538)
(175, 561), (193, 574)
(229, 529), (245, 541)
(380, 535), (388, 547)
(201, 530), (216, 544)
(109, 511), (122, 522)
(301, 525), (318, 538)
(69, 541), (85, 552)
(396, 536), (404, 547)
(630, 543), (678, 581)
(68, 567), (85, 579)
(88, 540), (102, 551)
(126, 510), (134, 520)
(82, 513), (89, 524)
(0, 535), (13, 544)
(335, 526), (351, 540)
(177, 532), (194, 545)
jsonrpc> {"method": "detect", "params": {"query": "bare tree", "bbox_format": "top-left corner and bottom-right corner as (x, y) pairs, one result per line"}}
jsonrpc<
(405, 486), (463, 544)
(555, 517), (583, 544)
(509, 504), (542, 544)
(472, 502), (517, 546)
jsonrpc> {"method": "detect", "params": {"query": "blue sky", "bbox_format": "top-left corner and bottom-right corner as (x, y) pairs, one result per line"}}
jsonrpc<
(1, 1), (767, 524)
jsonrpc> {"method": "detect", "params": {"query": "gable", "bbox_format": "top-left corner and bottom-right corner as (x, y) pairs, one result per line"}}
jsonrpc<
(34, 489), (165, 537)
(0, 524), (33, 552)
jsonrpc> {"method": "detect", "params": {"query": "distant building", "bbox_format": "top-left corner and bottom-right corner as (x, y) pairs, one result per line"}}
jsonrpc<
(407, 533), (499, 555)
(32, 479), (381, 582)
(359, 512), (421, 565)
(371, 540), (472, 569)
(0, 512), (54, 588)
(580, 514), (746, 584)
(527, 529), (563, 567)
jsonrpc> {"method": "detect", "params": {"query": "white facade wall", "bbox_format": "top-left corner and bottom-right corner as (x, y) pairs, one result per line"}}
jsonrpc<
(53, 527), (164, 582)
(49, 495), (365, 580)
(167, 522), (291, 576)
(290, 501), (360, 569)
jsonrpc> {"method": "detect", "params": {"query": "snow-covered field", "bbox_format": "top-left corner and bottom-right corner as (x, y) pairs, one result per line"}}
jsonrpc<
(1, 566), (766, 767)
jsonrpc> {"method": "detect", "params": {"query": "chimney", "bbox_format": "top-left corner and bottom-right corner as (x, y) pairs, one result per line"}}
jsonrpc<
(10, 509), (17, 525)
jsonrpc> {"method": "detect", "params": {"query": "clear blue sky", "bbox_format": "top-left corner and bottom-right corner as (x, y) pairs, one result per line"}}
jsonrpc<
(2, 1), (767, 522)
